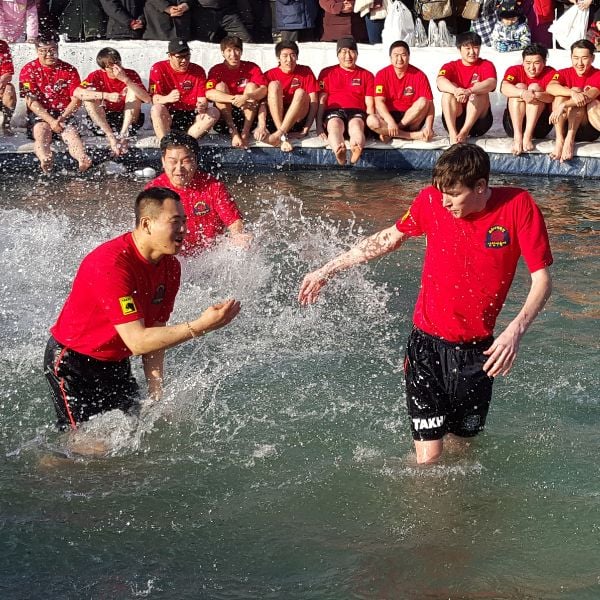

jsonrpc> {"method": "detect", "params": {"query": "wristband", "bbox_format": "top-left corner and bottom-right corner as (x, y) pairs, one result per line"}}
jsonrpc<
(186, 321), (200, 338)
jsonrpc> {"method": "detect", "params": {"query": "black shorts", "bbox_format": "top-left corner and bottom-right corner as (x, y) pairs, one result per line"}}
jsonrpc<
(323, 108), (367, 130)
(87, 110), (145, 137)
(574, 120), (600, 142)
(43, 336), (140, 430)
(441, 105), (493, 138)
(213, 105), (258, 134)
(404, 328), (494, 441)
(389, 110), (426, 131)
(26, 109), (76, 140)
(265, 114), (305, 134)
(502, 105), (552, 140)
(170, 109), (198, 132)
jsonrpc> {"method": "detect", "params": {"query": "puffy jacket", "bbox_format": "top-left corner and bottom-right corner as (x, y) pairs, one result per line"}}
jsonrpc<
(99, 0), (145, 39)
(275, 0), (318, 30)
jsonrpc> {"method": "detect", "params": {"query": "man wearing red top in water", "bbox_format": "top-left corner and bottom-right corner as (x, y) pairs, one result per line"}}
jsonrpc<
(149, 39), (219, 141)
(0, 40), (16, 135)
(264, 40), (319, 152)
(19, 33), (91, 173)
(316, 36), (375, 166)
(147, 131), (250, 253)
(367, 40), (434, 143)
(299, 144), (553, 465)
(547, 39), (600, 163)
(44, 186), (240, 454)
(437, 32), (497, 145)
(75, 47), (151, 157)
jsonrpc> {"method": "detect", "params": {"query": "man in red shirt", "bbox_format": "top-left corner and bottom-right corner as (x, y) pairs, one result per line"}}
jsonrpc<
(316, 36), (375, 166)
(205, 35), (268, 149)
(500, 43), (555, 156)
(75, 47), (151, 157)
(299, 144), (553, 465)
(367, 40), (434, 143)
(44, 186), (240, 453)
(263, 40), (319, 152)
(147, 131), (250, 253)
(149, 39), (219, 141)
(19, 33), (91, 173)
(0, 40), (16, 135)
(437, 32), (497, 145)
(547, 39), (600, 163)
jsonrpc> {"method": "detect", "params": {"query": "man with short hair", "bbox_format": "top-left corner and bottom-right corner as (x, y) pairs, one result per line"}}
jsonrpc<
(75, 47), (151, 156)
(437, 32), (497, 145)
(500, 43), (555, 156)
(316, 36), (375, 166)
(263, 40), (319, 152)
(547, 39), (600, 162)
(149, 39), (219, 141)
(147, 131), (250, 253)
(0, 40), (16, 135)
(205, 35), (268, 149)
(44, 186), (240, 446)
(366, 40), (434, 143)
(19, 33), (91, 173)
(299, 144), (553, 465)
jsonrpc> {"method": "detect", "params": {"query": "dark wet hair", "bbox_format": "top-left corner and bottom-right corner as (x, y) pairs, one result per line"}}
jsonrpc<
(135, 187), (181, 226)
(96, 47), (122, 69)
(275, 40), (299, 57)
(36, 31), (59, 46)
(389, 40), (410, 55)
(522, 43), (548, 61)
(221, 35), (243, 52)
(571, 39), (595, 55)
(456, 31), (482, 48)
(432, 144), (490, 191)
(159, 131), (199, 159)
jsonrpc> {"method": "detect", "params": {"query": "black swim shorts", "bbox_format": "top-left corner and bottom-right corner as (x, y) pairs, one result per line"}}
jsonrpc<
(404, 328), (494, 441)
(502, 105), (552, 140)
(43, 336), (140, 430)
(169, 109), (198, 133)
(441, 105), (493, 138)
(26, 109), (76, 140)
(323, 108), (367, 128)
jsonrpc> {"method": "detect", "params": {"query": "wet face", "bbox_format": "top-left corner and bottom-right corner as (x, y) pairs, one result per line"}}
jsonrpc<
(36, 43), (59, 67)
(162, 146), (197, 189)
(522, 54), (546, 79)
(223, 45), (242, 68)
(168, 51), (191, 73)
(439, 180), (488, 218)
(278, 49), (298, 74)
(103, 61), (121, 79)
(337, 48), (358, 70)
(459, 43), (480, 65)
(571, 48), (594, 77)
(390, 46), (410, 71)
(146, 198), (188, 257)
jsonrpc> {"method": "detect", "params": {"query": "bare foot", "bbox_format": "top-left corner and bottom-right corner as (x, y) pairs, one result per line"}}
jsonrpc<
(523, 137), (535, 152)
(334, 143), (347, 165)
(560, 137), (575, 162)
(280, 140), (293, 152)
(231, 132), (244, 148)
(78, 155), (93, 172)
(379, 133), (391, 144)
(40, 157), (53, 174)
(350, 144), (363, 164)
(511, 138), (523, 156)
(549, 140), (563, 161)
(456, 129), (468, 144)
(240, 132), (250, 149)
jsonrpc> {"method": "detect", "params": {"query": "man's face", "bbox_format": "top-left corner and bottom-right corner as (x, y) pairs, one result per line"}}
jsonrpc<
(459, 43), (480, 65)
(390, 46), (410, 71)
(147, 197), (187, 257)
(338, 48), (357, 70)
(36, 43), (59, 67)
(223, 45), (242, 68)
(103, 61), (121, 79)
(522, 54), (546, 79)
(162, 146), (197, 189)
(439, 182), (486, 218)
(168, 51), (191, 73)
(571, 48), (594, 77)
(278, 49), (298, 74)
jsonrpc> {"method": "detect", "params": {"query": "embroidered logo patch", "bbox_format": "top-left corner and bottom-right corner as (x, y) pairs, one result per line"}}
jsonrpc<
(181, 80), (193, 91)
(403, 86), (415, 96)
(375, 84), (383, 94)
(351, 78), (362, 86)
(506, 74), (515, 81)
(119, 295), (138, 315)
(485, 225), (510, 248)
(206, 81), (215, 89)
(193, 201), (210, 216)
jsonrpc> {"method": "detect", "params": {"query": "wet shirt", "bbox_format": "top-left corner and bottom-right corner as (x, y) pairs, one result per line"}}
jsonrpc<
(318, 64), (375, 111)
(0, 41), (14, 77)
(79, 67), (146, 112)
(374, 64), (433, 112)
(206, 61), (267, 95)
(148, 172), (242, 253)
(149, 61), (207, 111)
(51, 233), (180, 361)
(396, 186), (553, 343)
(502, 64), (556, 89)
(437, 59), (497, 90)
(551, 66), (600, 91)
(19, 59), (80, 112)
(265, 65), (319, 105)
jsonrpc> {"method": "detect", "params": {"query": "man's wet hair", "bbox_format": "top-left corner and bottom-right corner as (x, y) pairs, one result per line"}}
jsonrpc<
(389, 40), (410, 55)
(456, 31), (482, 48)
(221, 35), (243, 52)
(36, 31), (59, 46)
(522, 43), (548, 61)
(571, 39), (595, 55)
(96, 47), (122, 69)
(275, 40), (299, 58)
(159, 131), (199, 159)
(135, 187), (181, 226)
(432, 144), (490, 191)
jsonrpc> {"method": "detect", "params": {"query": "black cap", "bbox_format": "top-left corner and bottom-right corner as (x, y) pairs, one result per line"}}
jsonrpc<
(337, 37), (358, 53)
(168, 39), (190, 54)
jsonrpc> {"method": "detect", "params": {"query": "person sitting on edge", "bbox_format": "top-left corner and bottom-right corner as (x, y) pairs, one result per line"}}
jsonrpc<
(75, 47), (151, 157)
(500, 43), (555, 155)
(205, 35), (268, 149)
(44, 186), (241, 455)
(19, 32), (91, 173)
(149, 39), (219, 142)
(546, 39), (600, 163)
(366, 40), (434, 143)
(147, 131), (251, 253)
(298, 144), (553, 465)
(316, 36), (374, 165)
(0, 40), (17, 136)
(436, 32), (497, 145)
(263, 40), (319, 152)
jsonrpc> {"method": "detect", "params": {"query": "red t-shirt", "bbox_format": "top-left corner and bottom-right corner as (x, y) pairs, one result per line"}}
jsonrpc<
(51, 233), (181, 361)
(374, 64), (433, 112)
(318, 65), (375, 111)
(0, 41), (14, 77)
(19, 59), (80, 112)
(396, 186), (553, 343)
(551, 66), (600, 91)
(265, 65), (319, 105)
(502, 64), (555, 89)
(438, 58), (497, 90)
(79, 67), (146, 112)
(149, 60), (207, 111)
(206, 61), (267, 95)
(148, 172), (242, 253)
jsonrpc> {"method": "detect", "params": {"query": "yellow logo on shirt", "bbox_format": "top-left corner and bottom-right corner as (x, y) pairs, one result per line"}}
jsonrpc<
(506, 75), (515, 81)
(400, 209), (411, 223)
(375, 85), (383, 94)
(206, 81), (215, 89)
(119, 295), (138, 315)
(150, 83), (156, 93)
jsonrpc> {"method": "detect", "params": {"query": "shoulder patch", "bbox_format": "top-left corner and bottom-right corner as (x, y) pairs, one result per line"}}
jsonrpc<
(119, 295), (138, 316)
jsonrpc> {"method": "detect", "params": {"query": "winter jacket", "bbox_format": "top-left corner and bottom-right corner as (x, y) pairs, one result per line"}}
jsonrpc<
(319, 0), (367, 41)
(275, 0), (318, 30)
(99, 0), (145, 39)
(143, 0), (194, 40)
(49, 0), (107, 41)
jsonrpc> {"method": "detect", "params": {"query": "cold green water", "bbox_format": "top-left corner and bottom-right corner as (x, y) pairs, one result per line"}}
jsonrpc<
(0, 170), (598, 599)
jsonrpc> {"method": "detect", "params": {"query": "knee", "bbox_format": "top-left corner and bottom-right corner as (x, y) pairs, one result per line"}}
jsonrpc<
(150, 104), (167, 119)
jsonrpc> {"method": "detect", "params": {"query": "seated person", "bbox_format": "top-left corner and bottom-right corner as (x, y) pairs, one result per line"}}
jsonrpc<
(316, 36), (374, 165)
(547, 38), (600, 162)
(147, 131), (251, 254)
(149, 39), (219, 142)
(491, 0), (531, 53)
(500, 43), (555, 155)
(263, 40), (319, 152)
(367, 40), (434, 143)
(436, 32), (497, 145)
(19, 33), (91, 173)
(0, 40), (17, 135)
(75, 47), (150, 157)
(205, 35), (268, 149)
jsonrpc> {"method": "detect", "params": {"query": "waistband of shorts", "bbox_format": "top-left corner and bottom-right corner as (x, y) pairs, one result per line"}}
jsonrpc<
(48, 335), (130, 366)
(411, 327), (493, 351)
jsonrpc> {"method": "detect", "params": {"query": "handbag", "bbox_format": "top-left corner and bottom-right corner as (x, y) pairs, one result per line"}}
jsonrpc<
(416, 0), (453, 20)
(462, 0), (481, 19)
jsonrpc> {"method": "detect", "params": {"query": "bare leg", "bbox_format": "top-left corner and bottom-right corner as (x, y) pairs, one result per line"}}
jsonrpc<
(348, 116), (366, 164)
(441, 92), (462, 145)
(188, 105), (219, 139)
(549, 97), (567, 160)
(507, 96), (525, 155)
(326, 117), (347, 165)
(457, 93), (490, 143)
(523, 101), (545, 152)
(150, 103), (173, 141)
(32, 122), (54, 173)
(1, 83), (16, 135)
(61, 124), (92, 171)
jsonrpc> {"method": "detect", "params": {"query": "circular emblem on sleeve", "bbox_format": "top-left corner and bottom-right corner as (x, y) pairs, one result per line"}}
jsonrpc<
(193, 201), (210, 216)
(485, 225), (510, 248)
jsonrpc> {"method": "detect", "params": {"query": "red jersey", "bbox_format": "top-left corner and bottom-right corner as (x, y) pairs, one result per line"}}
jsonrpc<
(149, 60), (207, 111)
(438, 58), (497, 90)
(51, 233), (180, 361)
(502, 64), (555, 89)
(148, 172), (242, 253)
(0, 41), (14, 77)
(265, 65), (319, 105)
(374, 64), (433, 112)
(206, 60), (267, 95)
(396, 186), (553, 343)
(79, 67), (146, 112)
(19, 58), (80, 112)
(550, 66), (600, 91)
(318, 64), (375, 111)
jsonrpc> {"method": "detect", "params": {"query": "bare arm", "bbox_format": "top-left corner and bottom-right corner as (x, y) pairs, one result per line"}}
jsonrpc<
(142, 323), (166, 401)
(302, 91), (319, 134)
